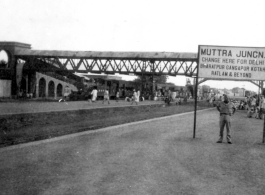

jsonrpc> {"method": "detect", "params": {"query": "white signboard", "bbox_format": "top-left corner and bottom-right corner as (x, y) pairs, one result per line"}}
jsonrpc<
(198, 45), (265, 81)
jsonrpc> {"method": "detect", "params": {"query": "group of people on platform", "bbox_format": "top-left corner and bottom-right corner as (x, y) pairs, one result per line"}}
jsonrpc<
(90, 87), (188, 106)
(124, 89), (141, 105)
(59, 86), (190, 106)
(244, 94), (265, 119)
(163, 89), (188, 106)
(89, 86), (141, 105)
(17, 90), (34, 99)
(229, 94), (265, 119)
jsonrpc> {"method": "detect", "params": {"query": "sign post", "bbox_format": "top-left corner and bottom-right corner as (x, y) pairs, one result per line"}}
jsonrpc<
(196, 45), (265, 143)
(193, 75), (199, 138)
(193, 46), (200, 138)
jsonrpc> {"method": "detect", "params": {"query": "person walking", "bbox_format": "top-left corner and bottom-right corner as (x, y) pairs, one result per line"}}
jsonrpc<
(216, 94), (236, 144)
(102, 89), (110, 104)
(255, 95), (261, 119)
(244, 96), (249, 110)
(131, 89), (139, 105)
(176, 96), (181, 105)
(137, 89), (141, 101)
(247, 96), (256, 118)
(259, 95), (265, 119)
(171, 91), (177, 102)
(91, 86), (98, 103)
(116, 90), (120, 102)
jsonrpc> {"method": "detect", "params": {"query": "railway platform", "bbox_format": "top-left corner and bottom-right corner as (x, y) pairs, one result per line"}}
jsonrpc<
(0, 99), (165, 116)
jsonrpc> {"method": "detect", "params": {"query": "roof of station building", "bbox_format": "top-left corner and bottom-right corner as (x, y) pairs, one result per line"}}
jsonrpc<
(1, 41), (197, 60)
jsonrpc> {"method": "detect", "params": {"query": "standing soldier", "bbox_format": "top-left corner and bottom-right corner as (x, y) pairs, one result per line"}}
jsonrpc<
(216, 94), (236, 144)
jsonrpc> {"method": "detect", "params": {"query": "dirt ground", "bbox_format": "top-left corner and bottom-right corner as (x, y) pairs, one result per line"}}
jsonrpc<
(0, 109), (265, 195)
(0, 100), (211, 147)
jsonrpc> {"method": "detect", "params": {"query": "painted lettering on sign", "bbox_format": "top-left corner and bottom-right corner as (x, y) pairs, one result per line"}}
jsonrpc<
(201, 49), (232, 57)
(198, 45), (265, 81)
(236, 51), (265, 58)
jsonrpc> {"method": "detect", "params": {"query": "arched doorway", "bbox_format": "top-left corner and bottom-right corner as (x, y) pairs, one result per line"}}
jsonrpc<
(20, 77), (27, 96)
(0, 50), (9, 68)
(48, 81), (55, 97)
(39, 78), (46, 98)
(57, 83), (63, 97)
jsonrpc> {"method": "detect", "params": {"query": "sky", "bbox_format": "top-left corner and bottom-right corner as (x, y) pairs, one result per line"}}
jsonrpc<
(1, 0), (264, 92)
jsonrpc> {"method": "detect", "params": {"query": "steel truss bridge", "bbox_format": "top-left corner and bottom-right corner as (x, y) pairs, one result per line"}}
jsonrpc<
(15, 49), (198, 77)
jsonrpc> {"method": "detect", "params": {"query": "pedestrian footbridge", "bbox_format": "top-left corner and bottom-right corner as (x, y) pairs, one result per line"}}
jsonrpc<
(0, 41), (198, 98)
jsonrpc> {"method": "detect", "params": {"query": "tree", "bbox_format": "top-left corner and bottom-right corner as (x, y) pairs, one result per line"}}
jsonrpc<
(223, 88), (229, 95)
(202, 85), (210, 93)
(133, 74), (168, 93)
(232, 87), (239, 95)
(211, 88), (219, 94)
(133, 74), (168, 87)
(134, 74), (168, 84)
(154, 75), (168, 84)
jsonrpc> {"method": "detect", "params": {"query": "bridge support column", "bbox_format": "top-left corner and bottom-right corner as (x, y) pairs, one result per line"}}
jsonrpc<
(0, 42), (31, 98)
(25, 75), (28, 94)
(259, 81), (264, 95)
(151, 61), (155, 99)
(54, 81), (58, 100)
(36, 83), (39, 98)
(45, 79), (49, 98)
(36, 76), (40, 98)
(152, 77), (155, 97)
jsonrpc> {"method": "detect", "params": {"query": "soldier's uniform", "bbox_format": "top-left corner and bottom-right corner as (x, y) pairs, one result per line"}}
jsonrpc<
(217, 100), (236, 143)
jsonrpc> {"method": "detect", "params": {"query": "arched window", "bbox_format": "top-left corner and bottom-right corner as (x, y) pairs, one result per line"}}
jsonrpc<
(48, 81), (55, 97)
(57, 83), (63, 97)
(0, 50), (9, 68)
(39, 78), (46, 98)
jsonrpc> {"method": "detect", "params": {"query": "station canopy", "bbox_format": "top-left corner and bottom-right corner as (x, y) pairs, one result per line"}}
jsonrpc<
(75, 73), (122, 81)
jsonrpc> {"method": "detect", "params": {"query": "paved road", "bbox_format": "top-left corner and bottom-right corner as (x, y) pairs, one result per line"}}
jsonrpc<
(0, 109), (265, 195)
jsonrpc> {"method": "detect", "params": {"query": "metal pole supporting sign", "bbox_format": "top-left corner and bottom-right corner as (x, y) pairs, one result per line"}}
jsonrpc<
(193, 46), (200, 138)
(263, 110), (265, 143)
(193, 75), (199, 138)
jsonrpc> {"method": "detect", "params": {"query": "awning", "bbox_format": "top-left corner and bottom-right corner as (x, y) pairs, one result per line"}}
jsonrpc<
(83, 74), (122, 81)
